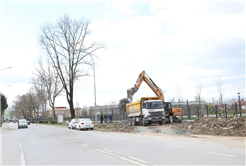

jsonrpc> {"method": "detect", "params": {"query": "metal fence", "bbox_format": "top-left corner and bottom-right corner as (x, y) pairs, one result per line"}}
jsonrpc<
(180, 102), (245, 120)
(84, 112), (129, 124)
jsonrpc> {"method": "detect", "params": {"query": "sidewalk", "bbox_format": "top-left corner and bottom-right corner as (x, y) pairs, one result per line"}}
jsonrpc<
(0, 123), (11, 132)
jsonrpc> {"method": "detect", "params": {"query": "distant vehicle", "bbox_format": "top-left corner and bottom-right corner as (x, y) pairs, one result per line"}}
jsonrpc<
(18, 119), (28, 129)
(75, 118), (94, 131)
(6, 121), (10, 123)
(68, 119), (80, 129)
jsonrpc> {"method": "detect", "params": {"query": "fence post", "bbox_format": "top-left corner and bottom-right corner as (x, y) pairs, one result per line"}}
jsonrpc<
(187, 100), (189, 120)
(197, 105), (199, 118)
(225, 104), (227, 119)
(215, 105), (218, 118)
(235, 103), (237, 117)
(206, 105), (209, 117)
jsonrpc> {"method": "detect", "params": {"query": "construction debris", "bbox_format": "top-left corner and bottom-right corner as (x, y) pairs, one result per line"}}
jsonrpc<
(187, 117), (246, 137)
(95, 117), (246, 137)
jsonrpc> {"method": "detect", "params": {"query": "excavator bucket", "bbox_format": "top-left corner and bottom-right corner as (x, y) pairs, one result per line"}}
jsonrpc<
(127, 85), (138, 102)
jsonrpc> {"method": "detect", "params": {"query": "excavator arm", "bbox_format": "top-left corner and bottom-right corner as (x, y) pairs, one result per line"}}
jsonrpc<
(127, 70), (183, 123)
(127, 71), (164, 102)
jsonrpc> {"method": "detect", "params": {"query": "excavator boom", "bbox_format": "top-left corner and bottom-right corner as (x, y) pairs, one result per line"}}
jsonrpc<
(127, 70), (183, 122)
(127, 71), (164, 102)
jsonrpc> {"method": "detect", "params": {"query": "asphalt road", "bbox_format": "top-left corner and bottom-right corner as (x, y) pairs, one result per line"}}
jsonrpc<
(1, 122), (245, 165)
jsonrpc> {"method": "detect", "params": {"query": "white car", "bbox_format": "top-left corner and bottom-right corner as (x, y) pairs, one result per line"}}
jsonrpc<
(18, 119), (28, 129)
(68, 119), (79, 129)
(75, 118), (94, 131)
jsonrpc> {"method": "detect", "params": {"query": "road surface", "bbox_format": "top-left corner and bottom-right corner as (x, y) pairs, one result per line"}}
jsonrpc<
(1, 122), (245, 165)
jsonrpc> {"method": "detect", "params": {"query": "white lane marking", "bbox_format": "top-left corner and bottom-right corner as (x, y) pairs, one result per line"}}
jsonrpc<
(167, 145), (183, 148)
(102, 148), (114, 153)
(128, 157), (149, 164)
(139, 140), (151, 143)
(120, 157), (140, 165)
(70, 140), (76, 142)
(80, 144), (88, 147)
(96, 149), (108, 153)
(207, 151), (235, 157)
(19, 142), (26, 166)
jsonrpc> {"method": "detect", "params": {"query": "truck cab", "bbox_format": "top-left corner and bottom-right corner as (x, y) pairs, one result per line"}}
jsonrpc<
(126, 97), (165, 126)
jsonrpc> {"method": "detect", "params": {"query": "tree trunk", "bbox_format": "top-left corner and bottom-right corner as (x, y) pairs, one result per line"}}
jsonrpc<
(69, 101), (75, 119)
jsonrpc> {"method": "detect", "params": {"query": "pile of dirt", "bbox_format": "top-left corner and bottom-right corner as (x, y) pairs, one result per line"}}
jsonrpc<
(95, 123), (134, 133)
(95, 117), (246, 137)
(187, 117), (246, 137)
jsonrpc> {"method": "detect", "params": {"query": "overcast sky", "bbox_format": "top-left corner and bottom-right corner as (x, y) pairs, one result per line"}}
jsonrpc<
(0, 0), (245, 109)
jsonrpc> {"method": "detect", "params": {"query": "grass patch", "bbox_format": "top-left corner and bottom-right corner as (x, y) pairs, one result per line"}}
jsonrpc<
(182, 117), (198, 120)
(36, 123), (68, 126)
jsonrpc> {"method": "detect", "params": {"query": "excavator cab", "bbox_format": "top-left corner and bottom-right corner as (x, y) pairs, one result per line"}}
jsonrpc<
(163, 102), (172, 115)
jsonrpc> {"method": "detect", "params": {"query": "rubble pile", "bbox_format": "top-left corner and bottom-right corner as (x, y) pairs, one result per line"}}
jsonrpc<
(95, 117), (246, 137)
(96, 123), (134, 133)
(187, 117), (246, 137)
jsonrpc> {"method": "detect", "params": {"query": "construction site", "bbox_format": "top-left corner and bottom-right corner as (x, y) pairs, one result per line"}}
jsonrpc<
(95, 116), (246, 137)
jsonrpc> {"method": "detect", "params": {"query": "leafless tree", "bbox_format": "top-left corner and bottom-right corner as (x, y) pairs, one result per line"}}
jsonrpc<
(32, 57), (63, 119)
(195, 80), (203, 111)
(82, 105), (88, 118)
(215, 76), (225, 107)
(175, 86), (182, 101)
(38, 14), (104, 119)
(13, 92), (39, 121)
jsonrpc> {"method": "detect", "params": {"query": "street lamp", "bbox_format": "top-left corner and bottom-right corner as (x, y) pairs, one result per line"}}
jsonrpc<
(88, 55), (97, 125)
(0, 67), (12, 93)
(238, 92), (242, 117)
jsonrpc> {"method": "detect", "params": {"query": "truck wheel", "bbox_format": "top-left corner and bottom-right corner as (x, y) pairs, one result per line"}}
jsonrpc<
(128, 118), (132, 126)
(165, 118), (170, 124)
(159, 121), (163, 125)
(173, 117), (182, 123)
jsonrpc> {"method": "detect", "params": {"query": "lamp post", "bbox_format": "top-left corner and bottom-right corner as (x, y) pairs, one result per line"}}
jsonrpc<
(238, 92), (242, 117)
(88, 56), (97, 125)
(0, 67), (12, 93)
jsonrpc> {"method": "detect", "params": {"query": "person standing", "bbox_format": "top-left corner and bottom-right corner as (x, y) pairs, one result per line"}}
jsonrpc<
(109, 114), (113, 123)
(100, 114), (103, 124)
(169, 111), (173, 123)
(104, 114), (107, 123)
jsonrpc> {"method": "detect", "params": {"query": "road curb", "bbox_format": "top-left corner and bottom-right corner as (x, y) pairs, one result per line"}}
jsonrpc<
(1, 123), (10, 131)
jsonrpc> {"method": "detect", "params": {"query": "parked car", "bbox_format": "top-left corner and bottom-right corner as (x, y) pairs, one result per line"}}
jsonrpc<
(68, 119), (80, 129)
(75, 118), (94, 131)
(18, 119), (28, 129)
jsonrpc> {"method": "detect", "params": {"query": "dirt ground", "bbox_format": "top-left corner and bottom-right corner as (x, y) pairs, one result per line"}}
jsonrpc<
(95, 117), (246, 137)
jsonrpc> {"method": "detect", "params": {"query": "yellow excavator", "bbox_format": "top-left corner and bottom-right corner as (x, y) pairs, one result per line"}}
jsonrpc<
(127, 71), (182, 123)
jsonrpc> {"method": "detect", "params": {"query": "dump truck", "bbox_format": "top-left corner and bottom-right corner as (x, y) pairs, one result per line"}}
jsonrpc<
(127, 71), (182, 124)
(126, 97), (165, 126)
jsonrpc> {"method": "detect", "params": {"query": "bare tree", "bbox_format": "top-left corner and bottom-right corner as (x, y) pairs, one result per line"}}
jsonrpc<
(215, 76), (225, 108)
(32, 57), (63, 119)
(13, 92), (39, 121)
(38, 14), (104, 119)
(195, 80), (203, 112)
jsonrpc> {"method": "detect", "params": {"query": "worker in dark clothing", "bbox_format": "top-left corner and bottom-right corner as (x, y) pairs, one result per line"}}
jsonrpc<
(104, 114), (107, 123)
(100, 114), (103, 124)
(169, 111), (174, 123)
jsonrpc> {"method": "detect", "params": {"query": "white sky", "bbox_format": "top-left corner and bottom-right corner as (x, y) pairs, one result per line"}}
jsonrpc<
(0, 0), (245, 109)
